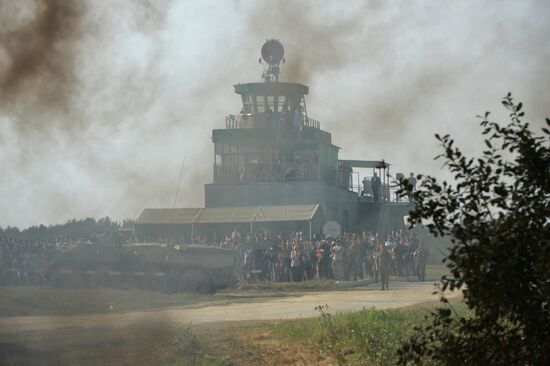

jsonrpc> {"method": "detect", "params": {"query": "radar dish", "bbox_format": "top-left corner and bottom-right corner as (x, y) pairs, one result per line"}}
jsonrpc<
(261, 39), (284, 65)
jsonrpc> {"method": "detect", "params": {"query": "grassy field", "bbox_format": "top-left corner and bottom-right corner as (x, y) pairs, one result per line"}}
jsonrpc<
(0, 300), (467, 366)
(163, 299), (467, 366)
(0, 274), (463, 365)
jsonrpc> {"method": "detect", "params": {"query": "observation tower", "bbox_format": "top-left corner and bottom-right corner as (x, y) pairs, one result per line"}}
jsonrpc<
(135, 40), (412, 239)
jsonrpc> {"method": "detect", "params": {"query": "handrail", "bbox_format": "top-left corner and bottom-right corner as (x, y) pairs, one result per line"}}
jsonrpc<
(303, 117), (320, 129)
(225, 114), (320, 129)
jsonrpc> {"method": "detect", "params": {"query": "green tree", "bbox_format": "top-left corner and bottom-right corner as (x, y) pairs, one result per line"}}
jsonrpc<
(0, 217), (125, 240)
(398, 94), (550, 365)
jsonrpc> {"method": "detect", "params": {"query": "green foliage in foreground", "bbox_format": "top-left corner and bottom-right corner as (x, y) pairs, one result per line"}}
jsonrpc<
(164, 326), (232, 366)
(273, 303), (471, 365)
(409, 226), (453, 265)
(398, 95), (550, 365)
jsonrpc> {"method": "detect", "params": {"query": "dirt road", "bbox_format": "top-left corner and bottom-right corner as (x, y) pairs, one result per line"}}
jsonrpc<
(0, 282), (457, 335)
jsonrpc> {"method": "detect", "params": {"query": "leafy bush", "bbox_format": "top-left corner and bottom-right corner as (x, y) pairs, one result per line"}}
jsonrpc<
(398, 95), (550, 365)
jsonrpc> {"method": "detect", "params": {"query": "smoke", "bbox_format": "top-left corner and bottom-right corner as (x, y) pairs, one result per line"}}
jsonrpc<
(0, 0), (81, 114)
(248, 2), (370, 84)
(1, 0), (549, 227)
(246, 0), (550, 177)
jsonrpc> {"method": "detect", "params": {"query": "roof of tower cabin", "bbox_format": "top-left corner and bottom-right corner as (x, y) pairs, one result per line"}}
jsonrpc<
(136, 204), (321, 225)
(234, 82), (308, 96)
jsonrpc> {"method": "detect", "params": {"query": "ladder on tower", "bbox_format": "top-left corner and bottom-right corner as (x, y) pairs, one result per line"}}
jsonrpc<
(297, 96), (307, 140)
(300, 96), (308, 119)
(272, 113), (284, 180)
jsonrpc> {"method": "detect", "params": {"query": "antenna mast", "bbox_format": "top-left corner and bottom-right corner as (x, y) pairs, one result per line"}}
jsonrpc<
(259, 39), (285, 82)
(170, 157), (186, 225)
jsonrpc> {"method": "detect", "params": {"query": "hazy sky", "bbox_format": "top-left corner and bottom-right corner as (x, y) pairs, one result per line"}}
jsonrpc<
(1, 0), (549, 228)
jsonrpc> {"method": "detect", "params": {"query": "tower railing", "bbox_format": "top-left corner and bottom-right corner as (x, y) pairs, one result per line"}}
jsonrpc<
(214, 161), (321, 184)
(226, 113), (320, 130)
(225, 114), (252, 129)
(303, 117), (320, 129)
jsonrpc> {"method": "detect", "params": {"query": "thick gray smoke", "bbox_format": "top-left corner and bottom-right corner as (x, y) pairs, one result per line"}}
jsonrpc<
(1, 0), (549, 227)
(247, 1), (550, 171)
(0, 1), (80, 112)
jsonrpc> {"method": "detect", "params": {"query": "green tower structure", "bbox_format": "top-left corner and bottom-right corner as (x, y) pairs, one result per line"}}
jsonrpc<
(135, 40), (412, 240)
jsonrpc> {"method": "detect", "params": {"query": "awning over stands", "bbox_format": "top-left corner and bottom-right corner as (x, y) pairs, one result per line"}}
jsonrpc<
(136, 208), (201, 224)
(135, 204), (323, 239)
(136, 204), (320, 225)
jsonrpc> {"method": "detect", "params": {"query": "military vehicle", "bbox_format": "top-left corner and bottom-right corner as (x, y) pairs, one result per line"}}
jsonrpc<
(47, 240), (235, 293)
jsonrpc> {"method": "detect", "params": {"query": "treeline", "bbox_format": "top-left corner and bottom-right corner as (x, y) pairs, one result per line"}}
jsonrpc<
(0, 217), (135, 241)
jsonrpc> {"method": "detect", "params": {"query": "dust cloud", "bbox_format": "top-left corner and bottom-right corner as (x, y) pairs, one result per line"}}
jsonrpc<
(0, 1), (82, 113)
(1, 0), (549, 227)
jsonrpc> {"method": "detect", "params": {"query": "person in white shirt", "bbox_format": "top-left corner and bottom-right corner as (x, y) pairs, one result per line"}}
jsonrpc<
(331, 241), (344, 280)
(384, 236), (394, 250)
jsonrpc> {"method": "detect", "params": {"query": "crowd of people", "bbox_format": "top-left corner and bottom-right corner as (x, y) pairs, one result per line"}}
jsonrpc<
(0, 238), (54, 285)
(95, 228), (431, 289)
(0, 236), (99, 285)
(220, 229), (430, 289)
(1, 228), (430, 290)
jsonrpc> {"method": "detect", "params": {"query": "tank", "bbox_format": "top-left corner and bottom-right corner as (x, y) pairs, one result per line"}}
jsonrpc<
(48, 240), (236, 293)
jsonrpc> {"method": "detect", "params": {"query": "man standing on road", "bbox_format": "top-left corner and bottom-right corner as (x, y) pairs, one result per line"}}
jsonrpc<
(414, 243), (429, 282)
(378, 244), (392, 290)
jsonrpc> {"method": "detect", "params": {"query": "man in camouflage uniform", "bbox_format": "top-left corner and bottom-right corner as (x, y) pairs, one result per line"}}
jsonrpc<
(378, 244), (392, 290)
(347, 238), (361, 280)
(414, 243), (429, 282)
